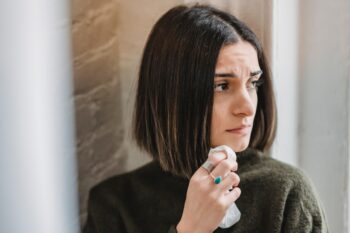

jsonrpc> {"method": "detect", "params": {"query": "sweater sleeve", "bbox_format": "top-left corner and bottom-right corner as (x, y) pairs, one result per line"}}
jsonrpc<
(82, 186), (127, 233)
(281, 169), (329, 233)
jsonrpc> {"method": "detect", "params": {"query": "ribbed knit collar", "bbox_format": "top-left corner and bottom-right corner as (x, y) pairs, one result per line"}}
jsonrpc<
(236, 147), (264, 163)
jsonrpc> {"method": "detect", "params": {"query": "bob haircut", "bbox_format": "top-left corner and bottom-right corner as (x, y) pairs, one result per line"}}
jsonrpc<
(133, 4), (276, 179)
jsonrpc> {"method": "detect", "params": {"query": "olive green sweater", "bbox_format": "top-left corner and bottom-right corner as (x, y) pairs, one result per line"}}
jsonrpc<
(83, 149), (328, 233)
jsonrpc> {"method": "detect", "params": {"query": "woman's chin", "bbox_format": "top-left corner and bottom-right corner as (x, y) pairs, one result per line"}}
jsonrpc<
(234, 146), (248, 152)
(211, 135), (251, 152)
(218, 140), (250, 153)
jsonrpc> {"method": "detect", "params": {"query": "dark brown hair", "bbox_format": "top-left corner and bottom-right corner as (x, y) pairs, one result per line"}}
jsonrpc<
(133, 5), (276, 179)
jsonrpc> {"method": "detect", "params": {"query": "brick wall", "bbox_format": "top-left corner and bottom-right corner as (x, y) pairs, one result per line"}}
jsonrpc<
(71, 0), (126, 224)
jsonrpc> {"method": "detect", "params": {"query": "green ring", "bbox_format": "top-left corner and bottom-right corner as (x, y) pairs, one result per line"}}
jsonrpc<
(214, 176), (222, 184)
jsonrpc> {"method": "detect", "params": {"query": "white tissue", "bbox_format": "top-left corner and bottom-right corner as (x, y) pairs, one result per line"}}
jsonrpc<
(209, 145), (236, 161)
(218, 202), (241, 228)
(208, 145), (241, 229)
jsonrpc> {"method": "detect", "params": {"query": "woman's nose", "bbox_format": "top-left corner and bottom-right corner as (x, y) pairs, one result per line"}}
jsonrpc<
(230, 88), (256, 117)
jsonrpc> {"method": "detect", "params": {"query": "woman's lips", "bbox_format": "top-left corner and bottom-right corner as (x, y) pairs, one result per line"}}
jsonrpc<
(226, 126), (251, 135)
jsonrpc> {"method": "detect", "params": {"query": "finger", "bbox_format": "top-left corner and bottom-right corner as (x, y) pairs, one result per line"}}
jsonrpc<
(211, 159), (237, 178)
(198, 148), (237, 177)
(231, 162), (238, 172)
(218, 172), (240, 191)
(197, 151), (227, 176)
(223, 187), (241, 204)
(208, 151), (227, 165)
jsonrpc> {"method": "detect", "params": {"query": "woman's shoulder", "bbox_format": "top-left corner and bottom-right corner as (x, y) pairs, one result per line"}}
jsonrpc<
(238, 152), (328, 231)
(264, 156), (315, 188)
(262, 157), (324, 206)
(88, 160), (187, 203)
(257, 157), (328, 231)
(262, 156), (310, 180)
(239, 151), (317, 194)
(89, 160), (161, 196)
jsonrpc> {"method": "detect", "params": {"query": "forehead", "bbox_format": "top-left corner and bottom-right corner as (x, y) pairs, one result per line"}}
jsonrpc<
(215, 41), (259, 71)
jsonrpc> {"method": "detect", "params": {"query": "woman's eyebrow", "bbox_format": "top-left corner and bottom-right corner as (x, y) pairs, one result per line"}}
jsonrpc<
(214, 70), (263, 78)
(251, 70), (263, 77)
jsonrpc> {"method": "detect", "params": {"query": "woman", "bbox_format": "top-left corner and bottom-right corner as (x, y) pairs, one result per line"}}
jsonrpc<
(83, 4), (328, 233)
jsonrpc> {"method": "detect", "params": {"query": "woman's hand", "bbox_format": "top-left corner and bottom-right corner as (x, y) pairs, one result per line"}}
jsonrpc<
(176, 152), (241, 233)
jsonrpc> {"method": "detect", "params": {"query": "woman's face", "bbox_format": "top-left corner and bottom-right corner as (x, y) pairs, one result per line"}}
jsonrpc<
(210, 41), (262, 152)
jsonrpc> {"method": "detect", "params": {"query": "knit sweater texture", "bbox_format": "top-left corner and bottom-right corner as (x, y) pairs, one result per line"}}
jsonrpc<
(83, 149), (328, 233)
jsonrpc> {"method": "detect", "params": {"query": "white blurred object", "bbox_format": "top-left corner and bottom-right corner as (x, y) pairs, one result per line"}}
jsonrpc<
(0, 0), (79, 233)
(208, 145), (241, 228)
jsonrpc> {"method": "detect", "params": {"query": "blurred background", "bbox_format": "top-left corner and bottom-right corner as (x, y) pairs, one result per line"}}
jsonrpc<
(1, 0), (349, 232)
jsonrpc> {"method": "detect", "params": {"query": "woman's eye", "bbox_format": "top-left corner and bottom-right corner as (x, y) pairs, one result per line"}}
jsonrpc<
(214, 82), (229, 92)
(247, 79), (264, 90)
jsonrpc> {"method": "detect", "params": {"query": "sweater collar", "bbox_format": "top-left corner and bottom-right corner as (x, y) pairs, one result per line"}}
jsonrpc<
(236, 147), (264, 164)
